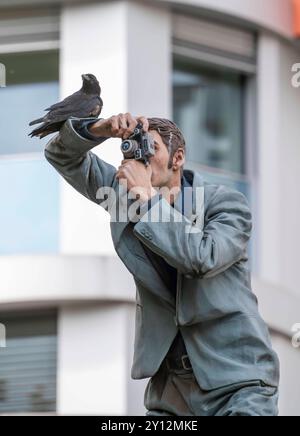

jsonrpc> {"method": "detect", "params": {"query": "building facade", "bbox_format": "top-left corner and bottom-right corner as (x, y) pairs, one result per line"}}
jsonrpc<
(0, 0), (299, 415)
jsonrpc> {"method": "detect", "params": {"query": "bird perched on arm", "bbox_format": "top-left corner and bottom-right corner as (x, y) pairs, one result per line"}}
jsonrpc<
(29, 73), (103, 139)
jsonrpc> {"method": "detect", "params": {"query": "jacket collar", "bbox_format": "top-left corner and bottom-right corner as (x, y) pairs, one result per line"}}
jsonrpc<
(173, 169), (205, 222)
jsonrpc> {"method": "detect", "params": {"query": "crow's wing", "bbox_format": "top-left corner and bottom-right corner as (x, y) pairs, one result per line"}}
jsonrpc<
(29, 94), (102, 137)
(29, 90), (85, 126)
(45, 96), (102, 122)
(44, 90), (82, 111)
(44, 95), (102, 123)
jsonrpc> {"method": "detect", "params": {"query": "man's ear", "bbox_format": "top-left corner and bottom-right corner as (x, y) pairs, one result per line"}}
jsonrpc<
(172, 147), (185, 171)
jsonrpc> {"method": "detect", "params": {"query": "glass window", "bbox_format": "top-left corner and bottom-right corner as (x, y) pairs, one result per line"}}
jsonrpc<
(0, 157), (60, 255)
(173, 60), (245, 175)
(0, 310), (57, 414)
(0, 51), (59, 155)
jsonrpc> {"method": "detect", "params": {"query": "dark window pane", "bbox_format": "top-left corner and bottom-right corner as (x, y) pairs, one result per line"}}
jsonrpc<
(0, 311), (57, 414)
(173, 61), (245, 175)
(0, 51), (59, 154)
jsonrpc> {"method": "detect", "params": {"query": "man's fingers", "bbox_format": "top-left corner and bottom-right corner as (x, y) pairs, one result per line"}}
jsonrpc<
(123, 114), (138, 139)
(110, 114), (127, 138)
(127, 115), (138, 134)
(116, 113), (129, 137)
(136, 116), (149, 132)
(110, 116), (119, 136)
(109, 113), (148, 138)
(119, 114), (128, 130)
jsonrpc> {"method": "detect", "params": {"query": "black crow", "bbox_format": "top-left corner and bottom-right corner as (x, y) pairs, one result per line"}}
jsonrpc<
(29, 73), (103, 139)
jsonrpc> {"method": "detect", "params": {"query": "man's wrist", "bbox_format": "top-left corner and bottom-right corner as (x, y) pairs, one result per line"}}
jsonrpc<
(72, 118), (109, 142)
(88, 119), (109, 138)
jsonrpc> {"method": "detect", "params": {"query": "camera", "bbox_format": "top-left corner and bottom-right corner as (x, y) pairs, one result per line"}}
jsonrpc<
(120, 123), (155, 166)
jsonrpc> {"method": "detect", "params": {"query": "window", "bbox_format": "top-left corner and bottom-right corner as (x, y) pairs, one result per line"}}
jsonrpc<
(172, 13), (257, 200)
(0, 51), (59, 155)
(173, 61), (245, 175)
(173, 60), (252, 200)
(0, 50), (60, 255)
(0, 310), (57, 414)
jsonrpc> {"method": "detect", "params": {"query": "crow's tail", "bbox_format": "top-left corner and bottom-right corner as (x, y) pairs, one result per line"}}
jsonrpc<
(28, 123), (48, 138)
(29, 116), (45, 126)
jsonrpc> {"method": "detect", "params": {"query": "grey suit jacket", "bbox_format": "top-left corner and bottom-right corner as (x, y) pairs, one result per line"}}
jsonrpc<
(45, 117), (280, 390)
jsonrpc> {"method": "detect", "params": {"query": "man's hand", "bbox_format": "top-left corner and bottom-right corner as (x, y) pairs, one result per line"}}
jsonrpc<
(88, 113), (149, 139)
(116, 159), (157, 204)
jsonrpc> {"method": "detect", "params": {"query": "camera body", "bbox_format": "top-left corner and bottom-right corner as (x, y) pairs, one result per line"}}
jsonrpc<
(120, 123), (155, 166)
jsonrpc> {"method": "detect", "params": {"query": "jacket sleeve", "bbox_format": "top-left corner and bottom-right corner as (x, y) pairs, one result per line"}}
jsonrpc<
(133, 185), (252, 278)
(44, 117), (117, 211)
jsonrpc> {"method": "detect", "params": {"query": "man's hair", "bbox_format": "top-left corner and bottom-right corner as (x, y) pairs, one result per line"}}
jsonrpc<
(148, 118), (186, 177)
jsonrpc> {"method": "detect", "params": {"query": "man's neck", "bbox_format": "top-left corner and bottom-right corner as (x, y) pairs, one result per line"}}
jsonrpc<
(162, 172), (182, 205)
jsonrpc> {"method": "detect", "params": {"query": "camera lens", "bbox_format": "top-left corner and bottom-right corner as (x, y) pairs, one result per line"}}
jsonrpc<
(121, 139), (138, 158)
(121, 141), (131, 152)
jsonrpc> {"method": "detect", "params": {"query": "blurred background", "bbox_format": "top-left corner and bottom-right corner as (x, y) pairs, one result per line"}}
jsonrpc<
(0, 0), (299, 416)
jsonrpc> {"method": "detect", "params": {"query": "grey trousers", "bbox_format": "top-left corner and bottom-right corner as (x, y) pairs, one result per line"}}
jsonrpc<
(144, 358), (279, 416)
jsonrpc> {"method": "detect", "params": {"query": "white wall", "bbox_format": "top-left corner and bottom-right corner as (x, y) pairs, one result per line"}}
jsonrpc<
(257, 34), (282, 285)
(0, 255), (134, 308)
(60, 1), (128, 255)
(279, 40), (300, 296)
(257, 32), (300, 303)
(59, 0), (171, 255)
(57, 303), (146, 415)
(271, 333), (300, 417)
(127, 1), (172, 117)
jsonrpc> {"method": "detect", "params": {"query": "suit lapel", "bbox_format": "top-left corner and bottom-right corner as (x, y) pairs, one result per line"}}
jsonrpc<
(173, 169), (205, 224)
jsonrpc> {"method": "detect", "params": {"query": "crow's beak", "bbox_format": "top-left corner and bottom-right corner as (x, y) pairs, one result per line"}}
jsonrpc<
(82, 74), (89, 81)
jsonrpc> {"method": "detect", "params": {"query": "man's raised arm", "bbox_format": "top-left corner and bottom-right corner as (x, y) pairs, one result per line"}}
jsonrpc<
(44, 113), (148, 211)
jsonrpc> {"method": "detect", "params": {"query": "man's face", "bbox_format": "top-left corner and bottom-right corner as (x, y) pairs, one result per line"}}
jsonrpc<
(148, 129), (176, 188)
